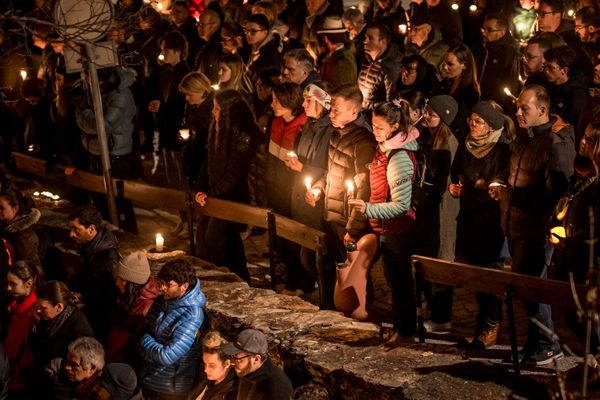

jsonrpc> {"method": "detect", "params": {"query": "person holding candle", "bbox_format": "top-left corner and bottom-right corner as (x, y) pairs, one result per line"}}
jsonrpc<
(307, 84), (376, 307)
(266, 82), (308, 292)
(448, 101), (513, 348)
(284, 81), (335, 296)
(349, 99), (420, 343)
(194, 90), (260, 283)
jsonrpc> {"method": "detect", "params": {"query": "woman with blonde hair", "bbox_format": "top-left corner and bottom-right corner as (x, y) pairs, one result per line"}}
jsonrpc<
(217, 53), (247, 92)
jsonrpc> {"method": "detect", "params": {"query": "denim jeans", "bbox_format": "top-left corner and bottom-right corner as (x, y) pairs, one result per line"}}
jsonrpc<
(508, 237), (557, 350)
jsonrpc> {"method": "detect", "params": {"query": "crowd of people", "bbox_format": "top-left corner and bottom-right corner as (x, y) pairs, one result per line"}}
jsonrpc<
(0, 0), (600, 395)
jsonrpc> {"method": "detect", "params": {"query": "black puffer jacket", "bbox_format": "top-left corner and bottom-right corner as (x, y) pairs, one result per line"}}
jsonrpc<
(548, 71), (589, 136)
(505, 115), (576, 240)
(315, 116), (376, 237)
(357, 43), (403, 109)
(72, 227), (120, 343)
(236, 359), (292, 400)
(182, 93), (214, 188)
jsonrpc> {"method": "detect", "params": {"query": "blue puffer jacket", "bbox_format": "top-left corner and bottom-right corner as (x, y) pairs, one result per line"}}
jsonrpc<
(139, 279), (206, 395)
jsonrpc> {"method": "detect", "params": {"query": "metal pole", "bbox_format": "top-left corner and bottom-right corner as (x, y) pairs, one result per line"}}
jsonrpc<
(84, 44), (118, 225)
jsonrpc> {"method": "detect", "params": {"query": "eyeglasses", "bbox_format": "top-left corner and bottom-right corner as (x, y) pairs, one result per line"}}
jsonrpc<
(575, 24), (589, 31)
(244, 28), (266, 34)
(542, 63), (561, 72)
(481, 27), (502, 33)
(230, 354), (252, 363)
(536, 10), (558, 17)
(155, 280), (178, 290)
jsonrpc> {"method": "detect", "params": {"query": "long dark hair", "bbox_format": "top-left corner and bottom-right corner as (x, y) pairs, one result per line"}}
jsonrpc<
(9, 260), (43, 289)
(117, 281), (144, 313)
(36, 280), (81, 307)
(445, 44), (480, 96)
(372, 101), (411, 141)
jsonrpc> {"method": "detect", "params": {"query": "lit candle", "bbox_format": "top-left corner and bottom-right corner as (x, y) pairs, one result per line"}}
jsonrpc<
(503, 87), (517, 101)
(469, 4), (477, 11)
(211, 84), (220, 90)
(179, 129), (190, 141)
(304, 176), (312, 190)
(20, 69), (27, 80)
(286, 151), (297, 158)
(346, 180), (355, 198)
(155, 233), (164, 252)
(398, 24), (407, 35)
(451, 3), (459, 10)
(156, 2), (163, 11)
(158, 53), (165, 62)
(567, 9), (574, 17)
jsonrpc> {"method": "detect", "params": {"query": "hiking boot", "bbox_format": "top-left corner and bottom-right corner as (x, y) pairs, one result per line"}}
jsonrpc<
(384, 332), (415, 350)
(469, 322), (500, 349)
(521, 344), (564, 367)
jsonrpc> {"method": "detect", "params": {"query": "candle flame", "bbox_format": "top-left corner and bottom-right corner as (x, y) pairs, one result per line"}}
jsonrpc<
(305, 176), (312, 190)
(346, 180), (354, 192)
(20, 69), (27, 80)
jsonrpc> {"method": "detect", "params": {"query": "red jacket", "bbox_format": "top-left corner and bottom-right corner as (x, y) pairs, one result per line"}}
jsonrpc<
(4, 291), (37, 390)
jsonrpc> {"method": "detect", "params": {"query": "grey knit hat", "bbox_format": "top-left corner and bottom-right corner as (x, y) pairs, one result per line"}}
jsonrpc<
(428, 95), (458, 126)
(116, 251), (150, 285)
(471, 100), (505, 130)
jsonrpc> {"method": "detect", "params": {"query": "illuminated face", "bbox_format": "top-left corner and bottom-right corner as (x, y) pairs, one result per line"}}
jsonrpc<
(442, 52), (465, 79)
(185, 90), (208, 106)
(481, 19), (504, 42)
(371, 114), (398, 142)
(68, 218), (97, 244)
(422, 106), (441, 128)
(523, 43), (544, 75)
(468, 112), (491, 138)
(218, 63), (232, 84)
(36, 299), (64, 320)
(170, 5), (188, 26)
(64, 353), (97, 382)
(579, 124), (596, 160)
(407, 24), (430, 46)
(329, 97), (358, 128)
(156, 279), (188, 300)
(198, 14), (219, 41)
(575, 17), (595, 42)
(0, 197), (18, 222)
(7, 272), (32, 298)
(230, 352), (262, 377)
(282, 58), (308, 85)
(221, 29), (241, 53)
(401, 62), (418, 85)
(271, 93), (291, 118)
(203, 352), (231, 382)
(244, 23), (267, 46)
(364, 28), (386, 58)
(536, 4), (561, 32)
(302, 94), (324, 119)
(543, 60), (567, 84)
(160, 45), (181, 66)
(516, 90), (545, 128)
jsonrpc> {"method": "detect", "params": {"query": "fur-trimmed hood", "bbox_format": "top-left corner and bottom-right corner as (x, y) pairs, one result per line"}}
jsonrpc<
(4, 208), (40, 234)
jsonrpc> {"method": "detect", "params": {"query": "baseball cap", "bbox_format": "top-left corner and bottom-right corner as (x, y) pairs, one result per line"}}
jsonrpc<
(221, 329), (268, 356)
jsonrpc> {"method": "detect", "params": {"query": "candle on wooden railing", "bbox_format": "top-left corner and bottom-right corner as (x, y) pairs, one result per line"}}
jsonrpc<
(155, 233), (164, 252)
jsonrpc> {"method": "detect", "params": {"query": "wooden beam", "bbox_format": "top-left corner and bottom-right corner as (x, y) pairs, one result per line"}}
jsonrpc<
(412, 255), (588, 310)
(194, 199), (270, 229)
(273, 213), (326, 251)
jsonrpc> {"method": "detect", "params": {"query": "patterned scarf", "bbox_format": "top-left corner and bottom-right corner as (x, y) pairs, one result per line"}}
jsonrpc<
(465, 127), (503, 158)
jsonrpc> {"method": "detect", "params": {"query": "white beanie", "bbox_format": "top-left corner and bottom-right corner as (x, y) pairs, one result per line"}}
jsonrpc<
(116, 251), (150, 285)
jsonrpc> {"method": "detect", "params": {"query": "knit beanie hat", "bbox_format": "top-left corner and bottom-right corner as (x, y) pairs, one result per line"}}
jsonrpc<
(116, 251), (150, 285)
(428, 95), (458, 126)
(99, 363), (137, 400)
(471, 100), (505, 130)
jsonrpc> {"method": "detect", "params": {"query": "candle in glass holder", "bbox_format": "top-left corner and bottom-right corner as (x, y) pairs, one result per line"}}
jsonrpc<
(179, 129), (190, 141)
(155, 233), (164, 252)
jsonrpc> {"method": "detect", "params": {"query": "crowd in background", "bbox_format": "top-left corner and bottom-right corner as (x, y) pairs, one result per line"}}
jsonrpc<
(1, 0), (600, 396)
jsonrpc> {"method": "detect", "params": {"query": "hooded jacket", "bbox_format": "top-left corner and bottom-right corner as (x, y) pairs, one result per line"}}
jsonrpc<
(506, 115), (576, 240)
(357, 43), (403, 109)
(139, 279), (206, 395)
(77, 68), (136, 156)
(366, 126), (419, 234)
(2, 207), (40, 266)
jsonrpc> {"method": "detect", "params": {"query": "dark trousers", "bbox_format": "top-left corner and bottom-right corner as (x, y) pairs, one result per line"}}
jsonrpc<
(381, 233), (417, 336)
(508, 236), (557, 350)
(322, 222), (347, 309)
(196, 216), (250, 283)
(278, 237), (315, 292)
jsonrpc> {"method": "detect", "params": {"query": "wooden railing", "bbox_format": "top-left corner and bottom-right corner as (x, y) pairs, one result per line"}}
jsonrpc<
(12, 153), (327, 304)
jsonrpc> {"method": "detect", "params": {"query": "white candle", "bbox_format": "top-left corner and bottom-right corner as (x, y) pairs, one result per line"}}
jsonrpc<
(503, 87), (517, 101)
(158, 53), (165, 62)
(286, 151), (297, 158)
(179, 129), (190, 141)
(398, 24), (407, 34)
(155, 233), (164, 252)
(211, 84), (220, 90)
(20, 69), (27, 80)
(346, 180), (354, 196)
(304, 176), (312, 190)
